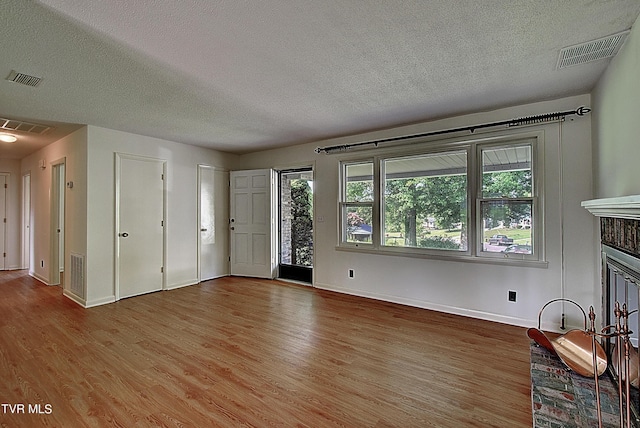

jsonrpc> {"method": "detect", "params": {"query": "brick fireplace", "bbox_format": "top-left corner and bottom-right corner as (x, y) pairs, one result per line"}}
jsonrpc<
(583, 196), (640, 426)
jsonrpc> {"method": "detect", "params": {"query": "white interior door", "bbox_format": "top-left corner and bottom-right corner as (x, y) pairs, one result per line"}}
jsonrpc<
(22, 174), (30, 270)
(0, 174), (6, 271)
(116, 154), (165, 299)
(230, 169), (275, 278)
(198, 165), (229, 281)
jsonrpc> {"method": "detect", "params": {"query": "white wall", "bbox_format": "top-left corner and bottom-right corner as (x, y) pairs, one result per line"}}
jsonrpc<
(84, 126), (236, 306)
(237, 95), (596, 331)
(0, 158), (22, 269)
(13, 94), (598, 330)
(592, 15), (640, 198)
(20, 127), (88, 288)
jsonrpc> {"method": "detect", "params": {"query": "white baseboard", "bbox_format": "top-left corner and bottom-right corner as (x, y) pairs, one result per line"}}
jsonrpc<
(84, 295), (116, 308)
(63, 290), (87, 307)
(313, 281), (538, 329)
(30, 271), (51, 286)
(165, 279), (199, 291)
(200, 274), (230, 282)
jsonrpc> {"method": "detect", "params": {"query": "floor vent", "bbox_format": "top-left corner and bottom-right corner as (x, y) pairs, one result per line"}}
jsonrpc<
(557, 30), (630, 69)
(0, 118), (51, 134)
(70, 253), (85, 298)
(6, 70), (42, 87)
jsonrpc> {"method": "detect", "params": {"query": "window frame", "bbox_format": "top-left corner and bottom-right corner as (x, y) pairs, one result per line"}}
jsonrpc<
(340, 159), (377, 248)
(337, 131), (546, 266)
(379, 146), (471, 256)
(476, 139), (540, 262)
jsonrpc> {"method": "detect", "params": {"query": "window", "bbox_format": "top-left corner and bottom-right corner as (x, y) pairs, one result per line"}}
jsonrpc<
(479, 144), (534, 259)
(341, 161), (374, 244)
(338, 134), (542, 264)
(382, 151), (467, 251)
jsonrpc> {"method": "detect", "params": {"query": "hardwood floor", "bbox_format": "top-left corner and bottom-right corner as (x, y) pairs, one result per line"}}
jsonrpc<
(0, 270), (532, 427)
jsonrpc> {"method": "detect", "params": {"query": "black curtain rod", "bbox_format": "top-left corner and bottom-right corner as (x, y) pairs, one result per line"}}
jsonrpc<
(315, 106), (591, 154)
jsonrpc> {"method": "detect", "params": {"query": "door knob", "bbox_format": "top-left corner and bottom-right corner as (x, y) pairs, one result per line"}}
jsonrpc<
(230, 227), (235, 230)
(119, 232), (129, 238)
(201, 228), (207, 232)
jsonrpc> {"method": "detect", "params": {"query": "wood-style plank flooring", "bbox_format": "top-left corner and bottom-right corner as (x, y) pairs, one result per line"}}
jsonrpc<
(0, 270), (532, 427)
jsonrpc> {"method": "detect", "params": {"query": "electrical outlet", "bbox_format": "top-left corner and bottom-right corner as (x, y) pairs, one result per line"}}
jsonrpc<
(508, 290), (517, 302)
(349, 269), (354, 278)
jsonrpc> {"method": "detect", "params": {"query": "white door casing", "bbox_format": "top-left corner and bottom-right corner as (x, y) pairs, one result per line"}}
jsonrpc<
(198, 165), (229, 281)
(0, 174), (6, 270)
(230, 169), (276, 278)
(58, 165), (65, 273)
(22, 174), (31, 270)
(116, 154), (165, 299)
(50, 161), (65, 285)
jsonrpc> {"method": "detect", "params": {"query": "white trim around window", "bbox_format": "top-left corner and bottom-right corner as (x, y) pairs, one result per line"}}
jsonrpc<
(337, 131), (547, 267)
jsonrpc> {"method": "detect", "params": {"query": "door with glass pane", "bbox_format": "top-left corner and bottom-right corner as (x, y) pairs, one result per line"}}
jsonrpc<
(278, 169), (313, 284)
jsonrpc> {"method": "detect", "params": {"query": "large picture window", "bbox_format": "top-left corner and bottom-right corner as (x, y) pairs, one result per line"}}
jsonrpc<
(339, 133), (543, 264)
(382, 151), (467, 251)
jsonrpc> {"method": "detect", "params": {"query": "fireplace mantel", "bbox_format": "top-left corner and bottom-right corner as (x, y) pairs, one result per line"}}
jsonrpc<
(581, 195), (640, 220)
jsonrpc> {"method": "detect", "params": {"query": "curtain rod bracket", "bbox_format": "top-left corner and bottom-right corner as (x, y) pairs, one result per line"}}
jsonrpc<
(576, 106), (591, 116)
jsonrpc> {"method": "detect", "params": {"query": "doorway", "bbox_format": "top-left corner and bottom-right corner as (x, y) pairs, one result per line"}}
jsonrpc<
(278, 168), (313, 284)
(50, 161), (65, 285)
(198, 165), (229, 281)
(0, 173), (7, 270)
(22, 173), (30, 270)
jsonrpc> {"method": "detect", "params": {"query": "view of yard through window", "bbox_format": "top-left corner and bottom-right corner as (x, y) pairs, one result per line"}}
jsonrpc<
(383, 151), (467, 251)
(480, 145), (533, 255)
(342, 140), (535, 258)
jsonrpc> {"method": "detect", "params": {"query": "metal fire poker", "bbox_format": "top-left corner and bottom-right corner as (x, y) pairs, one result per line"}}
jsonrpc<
(593, 302), (638, 428)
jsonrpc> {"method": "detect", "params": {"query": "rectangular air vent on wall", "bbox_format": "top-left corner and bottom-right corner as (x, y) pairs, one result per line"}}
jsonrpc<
(70, 253), (85, 299)
(6, 70), (42, 87)
(557, 30), (630, 69)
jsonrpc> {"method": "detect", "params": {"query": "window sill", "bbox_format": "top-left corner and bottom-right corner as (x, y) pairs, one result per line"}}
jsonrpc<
(335, 245), (549, 268)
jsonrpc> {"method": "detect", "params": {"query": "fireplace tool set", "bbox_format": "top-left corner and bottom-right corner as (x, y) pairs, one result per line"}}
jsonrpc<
(528, 298), (639, 428)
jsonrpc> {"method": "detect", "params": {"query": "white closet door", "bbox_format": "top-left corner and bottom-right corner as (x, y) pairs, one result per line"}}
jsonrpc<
(116, 154), (165, 299)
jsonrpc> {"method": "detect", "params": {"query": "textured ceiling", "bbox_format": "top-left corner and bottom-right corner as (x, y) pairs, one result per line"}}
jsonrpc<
(1, 0), (639, 159)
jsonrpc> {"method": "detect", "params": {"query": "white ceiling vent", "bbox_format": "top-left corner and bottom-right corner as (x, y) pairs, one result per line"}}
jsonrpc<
(557, 30), (630, 69)
(0, 117), (51, 134)
(6, 70), (42, 87)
